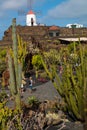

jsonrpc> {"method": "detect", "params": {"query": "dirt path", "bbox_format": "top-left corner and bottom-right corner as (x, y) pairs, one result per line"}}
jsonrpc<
(6, 80), (61, 108)
(22, 80), (61, 102)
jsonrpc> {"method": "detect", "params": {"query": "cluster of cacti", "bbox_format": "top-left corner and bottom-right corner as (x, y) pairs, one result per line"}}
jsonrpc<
(32, 54), (43, 78)
(0, 102), (12, 130)
(7, 18), (27, 110)
(0, 49), (7, 76)
(0, 101), (22, 130)
(41, 42), (87, 125)
(17, 34), (27, 64)
(43, 49), (61, 65)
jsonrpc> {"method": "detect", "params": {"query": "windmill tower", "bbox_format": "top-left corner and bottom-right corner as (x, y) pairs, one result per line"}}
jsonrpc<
(26, 0), (37, 26)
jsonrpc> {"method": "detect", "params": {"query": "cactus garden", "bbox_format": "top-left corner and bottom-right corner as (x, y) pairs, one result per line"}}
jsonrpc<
(0, 18), (87, 130)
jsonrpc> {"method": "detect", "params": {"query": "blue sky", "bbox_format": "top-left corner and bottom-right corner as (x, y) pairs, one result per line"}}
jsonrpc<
(0, 0), (87, 39)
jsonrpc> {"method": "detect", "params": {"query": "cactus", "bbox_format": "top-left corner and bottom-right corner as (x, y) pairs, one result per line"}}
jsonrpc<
(8, 18), (21, 110)
(41, 42), (87, 124)
(7, 51), (17, 96)
(7, 18), (27, 110)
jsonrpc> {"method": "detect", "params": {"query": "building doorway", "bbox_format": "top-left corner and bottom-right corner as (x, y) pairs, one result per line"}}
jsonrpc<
(31, 18), (34, 26)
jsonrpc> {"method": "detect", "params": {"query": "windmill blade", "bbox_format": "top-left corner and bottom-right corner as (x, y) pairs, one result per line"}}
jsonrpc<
(18, 0), (33, 16)
(18, 9), (27, 16)
(34, 10), (43, 16)
(27, 0), (34, 10)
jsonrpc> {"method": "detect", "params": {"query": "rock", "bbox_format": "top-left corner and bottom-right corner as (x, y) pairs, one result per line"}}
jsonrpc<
(46, 112), (60, 120)
(33, 124), (39, 130)
(47, 117), (53, 125)
(52, 119), (63, 125)
(46, 112), (65, 127)
(39, 102), (46, 112)
(39, 117), (47, 129)
(58, 110), (65, 119)
(37, 112), (46, 129)
(28, 110), (35, 117)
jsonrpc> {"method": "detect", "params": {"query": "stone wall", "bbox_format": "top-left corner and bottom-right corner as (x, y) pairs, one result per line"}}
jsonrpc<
(0, 25), (87, 47)
(59, 27), (87, 37)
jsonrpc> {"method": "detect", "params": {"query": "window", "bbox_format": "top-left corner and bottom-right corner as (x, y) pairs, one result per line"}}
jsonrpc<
(49, 32), (53, 37)
(56, 32), (59, 36)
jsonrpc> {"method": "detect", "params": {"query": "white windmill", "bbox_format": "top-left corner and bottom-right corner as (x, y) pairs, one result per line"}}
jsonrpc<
(26, 0), (37, 26)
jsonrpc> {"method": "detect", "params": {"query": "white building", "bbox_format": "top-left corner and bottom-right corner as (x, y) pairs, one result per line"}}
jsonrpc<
(66, 23), (83, 28)
(26, 10), (37, 26)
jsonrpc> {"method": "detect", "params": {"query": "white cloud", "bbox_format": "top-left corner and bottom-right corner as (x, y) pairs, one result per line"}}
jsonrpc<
(0, 0), (26, 19)
(0, 0), (45, 10)
(47, 0), (87, 18)
(38, 0), (87, 26)
(0, 0), (46, 19)
(1, 0), (27, 10)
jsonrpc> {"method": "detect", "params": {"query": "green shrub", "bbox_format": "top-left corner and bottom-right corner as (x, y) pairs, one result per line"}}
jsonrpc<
(32, 55), (43, 70)
(0, 92), (8, 103)
(28, 96), (39, 107)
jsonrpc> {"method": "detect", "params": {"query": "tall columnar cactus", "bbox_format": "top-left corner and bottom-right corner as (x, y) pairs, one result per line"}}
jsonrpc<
(7, 18), (21, 110)
(41, 42), (87, 126)
(7, 18), (27, 110)
(7, 51), (17, 96)
(17, 35), (27, 89)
